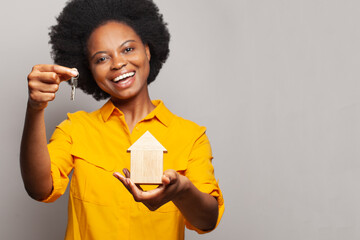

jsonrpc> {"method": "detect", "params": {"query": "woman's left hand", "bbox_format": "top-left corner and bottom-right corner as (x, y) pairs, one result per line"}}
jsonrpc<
(113, 169), (188, 211)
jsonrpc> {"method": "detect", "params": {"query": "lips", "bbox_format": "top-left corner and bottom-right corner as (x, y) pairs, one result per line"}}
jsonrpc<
(112, 71), (135, 83)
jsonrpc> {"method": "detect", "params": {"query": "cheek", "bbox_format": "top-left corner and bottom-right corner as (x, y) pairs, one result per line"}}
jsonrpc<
(93, 77), (110, 94)
(90, 65), (106, 81)
(89, 64), (98, 79)
(136, 61), (150, 84)
(138, 56), (150, 77)
(89, 66), (108, 90)
(144, 61), (150, 78)
(128, 54), (150, 79)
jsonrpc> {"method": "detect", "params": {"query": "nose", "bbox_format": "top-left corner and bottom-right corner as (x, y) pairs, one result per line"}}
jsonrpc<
(111, 55), (126, 70)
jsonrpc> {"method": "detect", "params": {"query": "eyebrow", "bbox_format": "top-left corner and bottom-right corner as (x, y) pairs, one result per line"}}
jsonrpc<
(90, 39), (136, 60)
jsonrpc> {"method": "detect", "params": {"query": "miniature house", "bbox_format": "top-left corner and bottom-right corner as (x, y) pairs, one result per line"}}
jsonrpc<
(128, 131), (167, 184)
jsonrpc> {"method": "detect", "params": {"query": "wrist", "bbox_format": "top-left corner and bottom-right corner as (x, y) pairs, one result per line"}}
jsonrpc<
(27, 99), (47, 113)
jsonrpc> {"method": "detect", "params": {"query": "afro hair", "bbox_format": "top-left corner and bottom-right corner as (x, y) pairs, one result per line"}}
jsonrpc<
(49, 0), (170, 100)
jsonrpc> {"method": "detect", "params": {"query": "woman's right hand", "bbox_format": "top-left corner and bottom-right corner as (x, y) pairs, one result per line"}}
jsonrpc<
(27, 64), (78, 111)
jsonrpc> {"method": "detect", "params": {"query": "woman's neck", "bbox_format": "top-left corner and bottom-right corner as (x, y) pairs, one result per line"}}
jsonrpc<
(110, 94), (155, 133)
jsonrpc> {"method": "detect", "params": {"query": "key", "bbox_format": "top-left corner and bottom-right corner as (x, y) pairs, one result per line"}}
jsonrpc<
(70, 73), (79, 101)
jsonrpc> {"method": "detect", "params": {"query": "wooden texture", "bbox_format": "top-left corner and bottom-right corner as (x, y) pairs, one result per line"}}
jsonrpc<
(128, 131), (167, 184)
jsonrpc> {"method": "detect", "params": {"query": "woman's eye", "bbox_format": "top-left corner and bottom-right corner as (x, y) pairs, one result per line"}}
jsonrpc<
(124, 47), (134, 53)
(95, 56), (107, 64)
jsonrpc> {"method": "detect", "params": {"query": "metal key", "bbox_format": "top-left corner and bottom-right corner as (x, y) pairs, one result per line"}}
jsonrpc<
(70, 73), (79, 101)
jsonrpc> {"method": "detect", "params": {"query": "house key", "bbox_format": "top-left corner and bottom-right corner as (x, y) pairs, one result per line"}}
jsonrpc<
(70, 73), (79, 101)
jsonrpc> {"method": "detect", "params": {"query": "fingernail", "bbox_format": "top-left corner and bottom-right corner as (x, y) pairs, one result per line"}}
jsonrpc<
(70, 68), (78, 76)
(113, 172), (121, 178)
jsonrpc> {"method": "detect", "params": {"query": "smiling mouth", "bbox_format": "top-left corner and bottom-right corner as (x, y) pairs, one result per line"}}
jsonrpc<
(112, 71), (135, 83)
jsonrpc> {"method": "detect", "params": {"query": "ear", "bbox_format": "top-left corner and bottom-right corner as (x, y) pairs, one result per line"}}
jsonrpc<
(145, 44), (151, 61)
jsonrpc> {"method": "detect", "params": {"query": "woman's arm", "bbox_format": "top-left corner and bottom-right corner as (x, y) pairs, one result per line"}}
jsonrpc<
(114, 169), (219, 231)
(20, 105), (53, 200)
(172, 174), (218, 231)
(20, 64), (77, 200)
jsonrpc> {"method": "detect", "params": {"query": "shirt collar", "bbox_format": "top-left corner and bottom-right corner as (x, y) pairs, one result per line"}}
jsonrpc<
(100, 99), (119, 122)
(143, 100), (173, 127)
(100, 99), (173, 127)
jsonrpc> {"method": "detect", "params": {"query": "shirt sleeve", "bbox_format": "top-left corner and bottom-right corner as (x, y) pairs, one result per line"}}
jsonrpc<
(184, 128), (225, 234)
(41, 116), (74, 203)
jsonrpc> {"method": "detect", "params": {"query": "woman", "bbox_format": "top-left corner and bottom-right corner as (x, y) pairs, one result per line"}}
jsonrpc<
(20, 0), (224, 239)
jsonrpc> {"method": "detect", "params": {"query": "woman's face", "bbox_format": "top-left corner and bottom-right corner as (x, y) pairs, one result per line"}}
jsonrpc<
(87, 21), (151, 102)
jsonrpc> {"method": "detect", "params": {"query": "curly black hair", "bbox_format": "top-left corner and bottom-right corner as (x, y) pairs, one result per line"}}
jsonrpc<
(49, 0), (170, 100)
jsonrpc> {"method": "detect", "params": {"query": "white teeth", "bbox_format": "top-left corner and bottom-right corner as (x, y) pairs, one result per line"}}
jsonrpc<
(113, 72), (135, 82)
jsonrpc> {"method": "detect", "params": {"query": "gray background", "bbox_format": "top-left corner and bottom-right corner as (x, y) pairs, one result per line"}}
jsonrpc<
(1, 0), (360, 239)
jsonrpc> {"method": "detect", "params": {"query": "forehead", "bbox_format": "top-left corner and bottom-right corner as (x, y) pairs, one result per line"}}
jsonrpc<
(87, 21), (141, 51)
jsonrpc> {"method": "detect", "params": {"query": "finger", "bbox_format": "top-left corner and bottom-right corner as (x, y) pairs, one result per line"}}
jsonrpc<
(113, 172), (130, 189)
(29, 91), (56, 103)
(55, 66), (78, 82)
(161, 175), (171, 186)
(28, 71), (61, 85)
(113, 172), (126, 182)
(29, 80), (60, 93)
(162, 170), (178, 186)
(127, 179), (144, 198)
(114, 173), (151, 201)
(58, 67), (78, 82)
(128, 179), (165, 201)
(122, 168), (130, 178)
(32, 64), (78, 82)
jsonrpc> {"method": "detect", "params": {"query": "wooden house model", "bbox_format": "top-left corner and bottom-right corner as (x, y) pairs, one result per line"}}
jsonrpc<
(128, 131), (167, 184)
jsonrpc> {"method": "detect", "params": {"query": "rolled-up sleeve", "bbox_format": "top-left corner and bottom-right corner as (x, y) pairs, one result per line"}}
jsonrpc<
(184, 129), (225, 234)
(41, 117), (74, 203)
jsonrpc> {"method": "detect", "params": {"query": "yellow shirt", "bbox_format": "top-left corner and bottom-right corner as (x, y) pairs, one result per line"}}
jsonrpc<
(43, 100), (224, 240)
